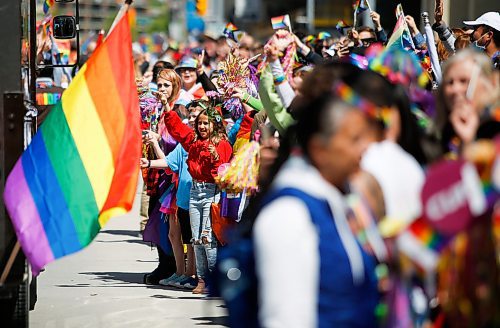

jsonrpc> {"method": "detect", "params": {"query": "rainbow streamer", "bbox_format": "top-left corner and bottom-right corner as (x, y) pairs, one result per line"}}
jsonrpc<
(333, 81), (392, 126)
(216, 141), (260, 193)
(347, 194), (388, 262)
(3, 12), (141, 276)
(43, 0), (55, 15)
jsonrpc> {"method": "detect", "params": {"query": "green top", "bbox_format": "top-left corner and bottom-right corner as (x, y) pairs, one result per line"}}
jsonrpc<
(258, 66), (295, 135)
(242, 92), (264, 112)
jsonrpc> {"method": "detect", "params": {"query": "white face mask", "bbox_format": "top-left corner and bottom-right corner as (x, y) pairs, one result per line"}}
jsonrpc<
(471, 32), (487, 51)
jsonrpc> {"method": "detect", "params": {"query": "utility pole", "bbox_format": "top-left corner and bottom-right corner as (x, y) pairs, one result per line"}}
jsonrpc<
(306, 0), (315, 34)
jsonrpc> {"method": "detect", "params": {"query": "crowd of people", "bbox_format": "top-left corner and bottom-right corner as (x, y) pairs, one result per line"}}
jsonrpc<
(133, 7), (499, 326)
(38, 3), (499, 327)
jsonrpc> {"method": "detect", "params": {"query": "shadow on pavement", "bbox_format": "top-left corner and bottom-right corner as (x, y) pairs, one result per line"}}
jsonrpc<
(100, 229), (141, 238)
(150, 294), (201, 300)
(192, 316), (229, 326)
(80, 271), (148, 284)
(96, 239), (149, 245)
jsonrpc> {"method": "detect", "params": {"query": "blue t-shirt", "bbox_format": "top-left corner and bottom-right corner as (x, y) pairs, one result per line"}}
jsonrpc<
(166, 143), (192, 210)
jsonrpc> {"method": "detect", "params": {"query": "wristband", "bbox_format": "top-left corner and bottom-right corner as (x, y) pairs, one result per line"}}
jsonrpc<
(242, 94), (251, 104)
(274, 75), (286, 85)
(147, 160), (151, 168)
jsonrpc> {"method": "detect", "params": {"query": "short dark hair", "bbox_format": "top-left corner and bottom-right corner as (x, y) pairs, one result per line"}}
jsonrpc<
(482, 25), (500, 47)
(152, 61), (174, 83)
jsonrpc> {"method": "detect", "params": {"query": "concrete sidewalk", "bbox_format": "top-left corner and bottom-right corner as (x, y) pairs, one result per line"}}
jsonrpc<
(30, 185), (228, 328)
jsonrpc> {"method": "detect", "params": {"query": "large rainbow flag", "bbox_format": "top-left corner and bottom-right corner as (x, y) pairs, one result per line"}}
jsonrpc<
(3, 11), (140, 276)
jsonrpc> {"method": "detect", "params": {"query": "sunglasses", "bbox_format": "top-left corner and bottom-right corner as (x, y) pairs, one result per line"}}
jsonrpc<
(179, 68), (196, 73)
(157, 83), (170, 88)
(360, 38), (377, 46)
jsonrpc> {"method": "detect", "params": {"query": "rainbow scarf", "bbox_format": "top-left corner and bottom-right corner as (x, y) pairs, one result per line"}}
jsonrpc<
(3, 12), (141, 276)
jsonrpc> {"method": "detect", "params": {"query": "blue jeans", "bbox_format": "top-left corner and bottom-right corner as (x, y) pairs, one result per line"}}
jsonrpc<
(190, 181), (219, 279)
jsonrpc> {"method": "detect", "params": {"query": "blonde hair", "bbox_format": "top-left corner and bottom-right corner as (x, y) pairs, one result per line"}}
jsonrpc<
(436, 49), (498, 130)
(157, 68), (181, 104)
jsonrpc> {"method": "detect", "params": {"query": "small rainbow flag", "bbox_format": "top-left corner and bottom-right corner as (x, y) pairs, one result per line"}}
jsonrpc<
(397, 218), (450, 272)
(317, 31), (331, 40)
(408, 218), (448, 252)
(336, 20), (349, 34)
(223, 22), (238, 35)
(223, 22), (244, 43)
(271, 15), (291, 30)
(43, 0), (55, 15)
(3, 12), (141, 276)
(353, 0), (369, 15)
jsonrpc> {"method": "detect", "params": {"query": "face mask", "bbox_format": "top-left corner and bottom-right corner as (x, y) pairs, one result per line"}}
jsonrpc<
(471, 33), (487, 51)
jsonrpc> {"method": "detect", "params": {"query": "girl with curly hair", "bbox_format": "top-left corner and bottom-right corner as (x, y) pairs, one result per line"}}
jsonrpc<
(143, 98), (232, 294)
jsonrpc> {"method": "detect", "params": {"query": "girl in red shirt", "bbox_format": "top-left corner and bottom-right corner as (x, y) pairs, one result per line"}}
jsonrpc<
(161, 98), (232, 293)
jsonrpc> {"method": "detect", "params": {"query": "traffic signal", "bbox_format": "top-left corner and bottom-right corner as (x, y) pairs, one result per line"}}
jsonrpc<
(196, 0), (207, 16)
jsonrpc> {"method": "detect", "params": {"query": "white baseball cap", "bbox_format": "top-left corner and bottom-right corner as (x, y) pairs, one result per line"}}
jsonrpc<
(463, 12), (500, 32)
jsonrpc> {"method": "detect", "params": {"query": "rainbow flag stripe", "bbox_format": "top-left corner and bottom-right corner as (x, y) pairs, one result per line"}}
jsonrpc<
(317, 31), (331, 40)
(223, 22), (243, 43)
(408, 218), (448, 252)
(271, 15), (290, 30)
(386, 6), (415, 50)
(353, 0), (368, 15)
(43, 0), (55, 15)
(336, 20), (349, 33)
(36, 92), (62, 106)
(397, 217), (450, 272)
(3, 12), (140, 276)
(223, 22), (238, 34)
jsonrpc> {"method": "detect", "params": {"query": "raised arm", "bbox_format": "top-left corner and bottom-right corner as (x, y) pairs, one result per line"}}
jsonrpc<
(162, 99), (195, 152)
